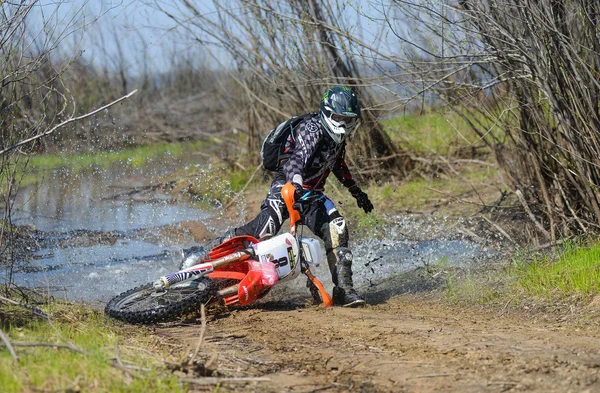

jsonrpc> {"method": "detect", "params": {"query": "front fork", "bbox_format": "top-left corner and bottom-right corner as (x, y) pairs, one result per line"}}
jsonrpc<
(301, 260), (333, 307)
(153, 250), (252, 290)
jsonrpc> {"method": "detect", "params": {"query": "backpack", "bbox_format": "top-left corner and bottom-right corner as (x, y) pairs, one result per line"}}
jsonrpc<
(261, 112), (317, 171)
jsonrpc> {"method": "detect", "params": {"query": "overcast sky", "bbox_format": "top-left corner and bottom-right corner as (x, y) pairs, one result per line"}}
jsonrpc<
(31, 0), (398, 76)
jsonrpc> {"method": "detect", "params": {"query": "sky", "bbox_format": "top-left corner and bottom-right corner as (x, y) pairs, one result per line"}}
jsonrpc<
(31, 0), (209, 74)
(30, 0), (393, 75)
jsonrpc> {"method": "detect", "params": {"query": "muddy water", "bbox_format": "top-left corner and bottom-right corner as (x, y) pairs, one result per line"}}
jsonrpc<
(4, 153), (497, 306)
(4, 153), (222, 306)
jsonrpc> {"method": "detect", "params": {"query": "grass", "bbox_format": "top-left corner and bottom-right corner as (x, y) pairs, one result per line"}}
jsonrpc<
(444, 266), (509, 305)
(382, 110), (485, 154)
(441, 239), (600, 308)
(12, 140), (209, 187)
(515, 240), (600, 298)
(368, 165), (498, 213)
(0, 303), (183, 393)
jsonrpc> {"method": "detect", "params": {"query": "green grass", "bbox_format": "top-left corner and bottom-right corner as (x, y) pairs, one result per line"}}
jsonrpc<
(440, 240), (600, 307)
(515, 241), (600, 297)
(368, 165), (498, 213)
(382, 110), (482, 154)
(0, 304), (182, 393)
(12, 140), (208, 187)
(382, 109), (507, 156)
(444, 267), (507, 305)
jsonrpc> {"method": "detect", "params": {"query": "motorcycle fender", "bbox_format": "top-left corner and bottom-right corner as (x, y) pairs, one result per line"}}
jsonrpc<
(238, 261), (278, 306)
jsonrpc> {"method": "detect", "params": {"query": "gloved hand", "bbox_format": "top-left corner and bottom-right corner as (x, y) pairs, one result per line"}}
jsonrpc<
(349, 185), (374, 213)
(292, 182), (308, 201)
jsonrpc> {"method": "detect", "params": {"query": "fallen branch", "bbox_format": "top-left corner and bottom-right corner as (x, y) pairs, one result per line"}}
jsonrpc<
(103, 181), (176, 200)
(0, 89), (137, 156)
(425, 186), (487, 207)
(479, 214), (515, 244)
(5, 341), (87, 354)
(0, 295), (48, 318)
(114, 342), (133, 382)
(181, 377), (271, 385)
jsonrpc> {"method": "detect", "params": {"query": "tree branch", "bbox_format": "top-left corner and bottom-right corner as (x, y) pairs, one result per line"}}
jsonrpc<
(0, 90), (137, 156)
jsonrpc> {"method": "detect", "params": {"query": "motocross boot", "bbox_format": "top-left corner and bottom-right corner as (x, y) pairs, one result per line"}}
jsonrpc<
(179, 230), (235, 270)
(328, 247), (365, 307)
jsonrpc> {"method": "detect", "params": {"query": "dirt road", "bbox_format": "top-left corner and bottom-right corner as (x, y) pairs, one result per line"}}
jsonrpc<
(157, 294), (600, 393)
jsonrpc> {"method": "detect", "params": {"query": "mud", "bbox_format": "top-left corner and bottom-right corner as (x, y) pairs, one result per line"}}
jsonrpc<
(156, 295), (600, 393)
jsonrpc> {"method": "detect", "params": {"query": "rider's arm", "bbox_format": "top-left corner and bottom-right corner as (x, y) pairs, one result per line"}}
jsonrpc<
(282, 119), (321, 186)
(332, 147), (357, 189)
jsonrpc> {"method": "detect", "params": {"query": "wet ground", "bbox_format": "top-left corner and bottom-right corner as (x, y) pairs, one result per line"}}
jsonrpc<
(3, 151), (503, 306)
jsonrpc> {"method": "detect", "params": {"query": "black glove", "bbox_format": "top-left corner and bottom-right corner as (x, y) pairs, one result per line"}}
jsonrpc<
(349, 185), (374, 213)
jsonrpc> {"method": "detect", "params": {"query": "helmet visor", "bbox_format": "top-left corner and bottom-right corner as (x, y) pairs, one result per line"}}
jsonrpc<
(331, 114), (358, 129)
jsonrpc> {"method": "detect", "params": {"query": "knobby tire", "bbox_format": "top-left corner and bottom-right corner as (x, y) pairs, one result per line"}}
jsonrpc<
(105, 277), (221, 324)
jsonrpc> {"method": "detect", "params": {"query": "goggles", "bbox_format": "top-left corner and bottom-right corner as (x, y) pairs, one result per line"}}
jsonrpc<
(331, 114), (358, 128)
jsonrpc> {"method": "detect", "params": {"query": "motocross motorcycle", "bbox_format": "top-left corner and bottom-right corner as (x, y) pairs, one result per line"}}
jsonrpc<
(105, 182), (333, 324)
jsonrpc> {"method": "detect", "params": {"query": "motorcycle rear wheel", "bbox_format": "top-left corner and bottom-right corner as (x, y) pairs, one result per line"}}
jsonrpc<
(105, 277), (226, 324)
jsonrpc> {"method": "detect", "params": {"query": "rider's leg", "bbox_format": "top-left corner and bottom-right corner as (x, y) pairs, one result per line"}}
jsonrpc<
(179, 229), (236, 269)
(326, 246), (364, 307)
(232, 180), (288, 239)
(180, 180), (288, 269)
(306, 196), (365, 307)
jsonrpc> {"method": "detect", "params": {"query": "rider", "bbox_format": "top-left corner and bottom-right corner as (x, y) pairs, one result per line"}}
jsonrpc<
(182, 86), (373, 307)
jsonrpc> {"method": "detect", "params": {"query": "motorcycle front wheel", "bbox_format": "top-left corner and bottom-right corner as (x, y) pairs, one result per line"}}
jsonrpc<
(105, 277), (225, 324)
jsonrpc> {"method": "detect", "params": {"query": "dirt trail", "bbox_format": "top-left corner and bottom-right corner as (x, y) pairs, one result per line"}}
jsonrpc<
(157, 294), (600, 393)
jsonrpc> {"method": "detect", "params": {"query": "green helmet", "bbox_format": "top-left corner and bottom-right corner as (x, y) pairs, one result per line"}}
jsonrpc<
(319, 86), (361, 144)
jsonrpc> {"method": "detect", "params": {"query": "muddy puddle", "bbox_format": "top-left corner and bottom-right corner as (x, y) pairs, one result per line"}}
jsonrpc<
(3, 153), (499, 306)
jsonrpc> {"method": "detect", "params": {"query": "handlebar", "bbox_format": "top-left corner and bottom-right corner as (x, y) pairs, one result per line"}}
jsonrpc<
(281, 182), (321, 234)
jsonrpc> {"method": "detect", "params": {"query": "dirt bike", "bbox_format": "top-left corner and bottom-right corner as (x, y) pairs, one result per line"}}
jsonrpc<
(105, 182), (333, 324)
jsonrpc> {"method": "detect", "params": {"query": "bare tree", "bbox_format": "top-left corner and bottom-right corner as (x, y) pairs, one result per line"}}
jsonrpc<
(1, 1), (75, 282)
(378, 0), (600, 239)
(0, 1), (135, 287)
(150, 0), (412, 176)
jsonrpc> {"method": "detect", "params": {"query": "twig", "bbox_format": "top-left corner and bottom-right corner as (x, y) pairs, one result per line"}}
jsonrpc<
(479, 214), (515, 244)
(114, 342), (133, 382)
(453, 159), (495, 167)
(0, 328), (18, 361)
(205, 352), (219, 370)
(103, 181), (176, 200)
(42, 315), (88, 355)
(0, 90), (137, 155)
(514, 189), (551, 240)
(190, 304), (207, 362)
(532, 238), (566, 252)
(426, 186), (487, 206)
(0, 295), (48, 318)
(44, 375), (83, 393)
(408, 373), (455, 379)
(181, 377), (271, 385)
(6, 341), (86, 354)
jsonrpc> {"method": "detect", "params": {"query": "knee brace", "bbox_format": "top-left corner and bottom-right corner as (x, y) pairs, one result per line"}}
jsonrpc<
(328, 216), (349, 249)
